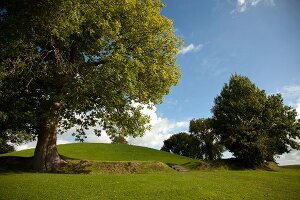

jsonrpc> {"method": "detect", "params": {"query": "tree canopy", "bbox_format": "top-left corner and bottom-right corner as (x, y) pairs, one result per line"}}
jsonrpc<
(262, 94), (300, 161)
(0, 0), (181, 171)
(161, 132), (200, 159)
(110, 135), (128, 145)
(161, 119), (224, 160)
(189, 118), (223, 160)
(212, 74), (300, 165)
(0, 139), (14, 154)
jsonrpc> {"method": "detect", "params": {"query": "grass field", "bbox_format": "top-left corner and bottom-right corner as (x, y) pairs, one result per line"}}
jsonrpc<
(1, 143), (299, 199)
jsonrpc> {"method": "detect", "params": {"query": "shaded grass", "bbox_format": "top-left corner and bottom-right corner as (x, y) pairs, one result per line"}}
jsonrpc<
(0, 167), (299, 200)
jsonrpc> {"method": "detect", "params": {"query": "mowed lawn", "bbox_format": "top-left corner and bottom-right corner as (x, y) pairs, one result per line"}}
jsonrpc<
(1, 143), (300, 199)
(1, 167), (300, 200)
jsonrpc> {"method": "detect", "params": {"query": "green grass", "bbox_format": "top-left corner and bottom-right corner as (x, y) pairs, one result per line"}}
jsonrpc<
(2, 143), (196, 166)
(1, 143), (300, 199)
(1, 168), (299, 200)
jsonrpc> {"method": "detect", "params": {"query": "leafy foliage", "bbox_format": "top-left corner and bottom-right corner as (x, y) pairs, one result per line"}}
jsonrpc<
(161, 132), (201, 159)
(262, 94), (300, 161)
(189, 118), (224, 160)
(0, 111), (32, 153)
(212, 74), (300, 165)
(0, 139), (14, 154)
(0, 0), (181, 143)
(161, 119), (224, 161)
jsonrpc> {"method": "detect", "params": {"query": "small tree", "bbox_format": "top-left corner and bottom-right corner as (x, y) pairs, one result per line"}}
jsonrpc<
(212, 74), (300, 166)
(110, 134), (128, 145)
(161, 132), (201, 159)
(189, 118), (223, 160)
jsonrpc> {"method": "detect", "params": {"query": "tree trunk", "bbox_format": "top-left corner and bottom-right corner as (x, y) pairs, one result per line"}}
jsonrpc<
(33, 111), (66, 172)
(206, 142), (213, 161)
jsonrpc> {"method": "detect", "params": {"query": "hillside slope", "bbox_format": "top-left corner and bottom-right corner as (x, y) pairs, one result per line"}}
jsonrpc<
(2, 143), (197, 166)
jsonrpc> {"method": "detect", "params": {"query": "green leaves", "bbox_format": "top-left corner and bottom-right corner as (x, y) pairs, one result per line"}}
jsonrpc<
(161, 118), (224, 160)
(189, 118), (224, 160)
(0, 0), (181, 142)
(161, 132), (200, 159)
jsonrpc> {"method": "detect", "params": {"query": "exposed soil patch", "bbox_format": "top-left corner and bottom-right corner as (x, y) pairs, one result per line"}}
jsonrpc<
(88, 161), (171, 174)
(171, 165), (189, 172)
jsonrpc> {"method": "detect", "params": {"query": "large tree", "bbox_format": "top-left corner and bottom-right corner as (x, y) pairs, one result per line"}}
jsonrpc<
(212, 75), (300, 166)
(0, 0), (181, 171)
(189, 118), (223, 160)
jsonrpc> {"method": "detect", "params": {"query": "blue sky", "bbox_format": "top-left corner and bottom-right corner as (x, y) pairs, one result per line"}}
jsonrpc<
(155, 0), (300, 165)
(18, 0), (300, 165)
(158, 0), (300, 121)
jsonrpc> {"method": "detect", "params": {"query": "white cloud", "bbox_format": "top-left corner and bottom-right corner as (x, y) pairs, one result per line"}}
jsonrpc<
(15, 136), (73, 151)
(231, 0), (275, 14)
(127, 105), (189, 149)
(280, 85), (300, 118)
(277, 150), (300, 166)
(281, 85), (300, 98)
(178, 43), (203, 55)
(15, 142), (36, 151)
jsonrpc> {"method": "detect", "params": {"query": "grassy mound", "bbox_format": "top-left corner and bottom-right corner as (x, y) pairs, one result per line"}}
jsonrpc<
(1, 143), (199, 173)
(0, 143), (283, 173)
(2, 143), (197, 164)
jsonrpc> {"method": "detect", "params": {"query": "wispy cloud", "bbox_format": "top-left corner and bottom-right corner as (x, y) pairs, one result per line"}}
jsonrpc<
(178, 43), (204, 55)
(196, 53), (230, 78)
(231, 0), (275, 14)
(281, 85), (300, 98)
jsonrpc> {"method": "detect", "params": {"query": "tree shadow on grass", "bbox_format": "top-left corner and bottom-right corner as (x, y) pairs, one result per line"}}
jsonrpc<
(0, 156), (91, 174)
(167, 159), (279, 171)
(205, 158), (278, 171)
(0, 156), (33, 173)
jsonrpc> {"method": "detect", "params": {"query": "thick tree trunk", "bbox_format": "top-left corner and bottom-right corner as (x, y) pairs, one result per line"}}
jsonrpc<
(33, 109), (66, 172)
